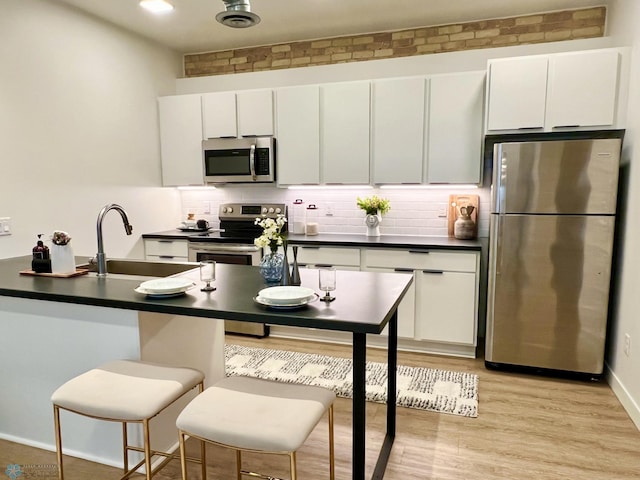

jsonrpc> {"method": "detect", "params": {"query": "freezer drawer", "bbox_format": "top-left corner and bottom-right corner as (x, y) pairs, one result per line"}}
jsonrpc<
(486, 214), (615, 374)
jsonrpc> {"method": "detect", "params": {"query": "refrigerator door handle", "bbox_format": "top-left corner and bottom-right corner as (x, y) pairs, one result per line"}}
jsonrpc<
(491, 143), (504, 213)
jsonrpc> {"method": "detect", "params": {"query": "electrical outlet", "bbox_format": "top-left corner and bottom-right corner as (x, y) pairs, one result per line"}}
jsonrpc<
(203, 202), (211, 214)
(624, 334), (631, 357)
(0, 217), (11, 236)
(325, 203), (334, 216)
(437, 205), (448, 218)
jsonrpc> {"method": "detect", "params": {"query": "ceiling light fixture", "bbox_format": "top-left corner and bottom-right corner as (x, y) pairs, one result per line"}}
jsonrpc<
(139, 0), (174, 14)
(216, 0), (261, 28)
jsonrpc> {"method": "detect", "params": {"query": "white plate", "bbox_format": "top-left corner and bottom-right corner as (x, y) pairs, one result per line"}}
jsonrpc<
(254, 293), (319, 309)
(134, 287), (190, 298)
(138, 278), (195, 294)
(257, 286), (317, 305)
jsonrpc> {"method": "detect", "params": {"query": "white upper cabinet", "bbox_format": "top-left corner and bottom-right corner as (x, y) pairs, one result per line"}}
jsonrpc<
(202, 91), (237, 138)
(158, 94), (204, 186)
(427, 71), (485, 184)
(486, 56), (549, 131)
(487, 48), (624, 133)
(202, 89), (273, 139)
(546, 49), (620, 129)
(275, 85), (320, 185)
(237, 89), (274, 137)
(371, 77), (426, 184)
(321, 81), (371, 184)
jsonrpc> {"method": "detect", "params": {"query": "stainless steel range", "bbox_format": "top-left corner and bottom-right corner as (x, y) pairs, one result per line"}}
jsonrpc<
(188, 202), (287, 337)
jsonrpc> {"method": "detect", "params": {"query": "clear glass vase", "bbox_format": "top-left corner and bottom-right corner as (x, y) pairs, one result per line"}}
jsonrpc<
(259, 250), (284, 283)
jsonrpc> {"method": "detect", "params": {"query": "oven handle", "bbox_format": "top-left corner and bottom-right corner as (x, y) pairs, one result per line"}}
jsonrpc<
(189, 244), (260, 253)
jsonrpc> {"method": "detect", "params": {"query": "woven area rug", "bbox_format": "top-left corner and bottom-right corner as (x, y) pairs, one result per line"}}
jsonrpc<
(224, 344), (478, 418)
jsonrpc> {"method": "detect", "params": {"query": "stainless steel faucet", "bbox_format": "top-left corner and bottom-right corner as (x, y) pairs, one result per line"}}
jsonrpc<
(95, 203), (133, 277)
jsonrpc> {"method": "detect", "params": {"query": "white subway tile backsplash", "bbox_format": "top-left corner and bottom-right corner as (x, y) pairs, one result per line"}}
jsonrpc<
(180, 186), (490, 238)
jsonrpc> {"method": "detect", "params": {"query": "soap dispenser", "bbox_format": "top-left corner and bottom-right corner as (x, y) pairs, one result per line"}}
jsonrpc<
(32, 234), (52, 273)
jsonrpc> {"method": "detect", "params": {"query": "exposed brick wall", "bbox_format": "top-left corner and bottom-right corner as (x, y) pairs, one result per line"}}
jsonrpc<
(184, 7), (605, 77)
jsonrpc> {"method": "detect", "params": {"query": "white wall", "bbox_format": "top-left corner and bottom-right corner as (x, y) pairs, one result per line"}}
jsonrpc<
(603, 0), (640, 429)
(0, 0), (183, 260)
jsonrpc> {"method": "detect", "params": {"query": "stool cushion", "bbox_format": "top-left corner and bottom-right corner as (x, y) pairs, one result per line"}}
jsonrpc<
(51, 360), (204, 421)
(177, 376), (335, 453)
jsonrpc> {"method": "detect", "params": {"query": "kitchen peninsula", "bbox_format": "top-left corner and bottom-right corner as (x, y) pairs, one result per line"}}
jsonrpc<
(0, 255), (412, 480)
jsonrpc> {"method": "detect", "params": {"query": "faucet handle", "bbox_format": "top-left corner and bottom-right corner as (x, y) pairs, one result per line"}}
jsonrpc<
(88, 256), (97, 265)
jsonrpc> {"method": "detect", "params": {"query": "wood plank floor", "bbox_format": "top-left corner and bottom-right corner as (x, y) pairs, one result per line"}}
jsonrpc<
(2, 335), (639, 479)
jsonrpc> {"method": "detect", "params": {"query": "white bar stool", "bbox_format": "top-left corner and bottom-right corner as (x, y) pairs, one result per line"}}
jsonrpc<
(51, 360), (205, 480)
(176, 376), (336, 480)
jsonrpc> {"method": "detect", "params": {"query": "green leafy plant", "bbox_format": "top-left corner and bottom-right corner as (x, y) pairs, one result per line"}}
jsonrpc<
(356, 195), (391, 216)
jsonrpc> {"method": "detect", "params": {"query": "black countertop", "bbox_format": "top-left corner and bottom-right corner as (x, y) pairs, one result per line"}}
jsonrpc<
(143, 230), (484, 251)
(0, 256), (412, 335)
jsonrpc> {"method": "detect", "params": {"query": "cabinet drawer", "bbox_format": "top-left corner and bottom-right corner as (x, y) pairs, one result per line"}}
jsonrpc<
(145, 254), (189, 263)
(144, 239), (188, 258)
(364, 249), (477, 272)
(291, 246), (360, 267)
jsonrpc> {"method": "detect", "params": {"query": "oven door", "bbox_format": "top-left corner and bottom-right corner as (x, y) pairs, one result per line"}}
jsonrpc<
(188, 242), (267, 337)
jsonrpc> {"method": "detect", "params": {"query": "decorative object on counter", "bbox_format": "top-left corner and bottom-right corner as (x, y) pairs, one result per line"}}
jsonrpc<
(225, 344), (479, 417)
(255, 214), (287, 283)
(305, 204), (319, 235)
(280, 244), (291, 286)
(31, 233), (51, 273)
(448, 194), (479, 239)
(199, 260), (216, 292)
(196, 219), (209, 230)
(50, 230), (76, 274)
(454, 205), (476, 240)
(357, 195), (390, 237)
(291, 199), (306, 234)
(318, 265), (336, 302)
(290, 245), (301, 286)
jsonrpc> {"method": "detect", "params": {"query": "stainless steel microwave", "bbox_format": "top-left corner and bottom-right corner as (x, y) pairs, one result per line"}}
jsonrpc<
(203, 137), (275, 184)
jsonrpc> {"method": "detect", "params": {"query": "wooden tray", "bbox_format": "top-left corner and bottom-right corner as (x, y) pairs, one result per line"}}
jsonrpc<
(20, 268), (89, 278)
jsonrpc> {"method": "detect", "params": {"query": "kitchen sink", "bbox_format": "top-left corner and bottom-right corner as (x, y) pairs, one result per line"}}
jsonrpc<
(77, 259), (199, 277)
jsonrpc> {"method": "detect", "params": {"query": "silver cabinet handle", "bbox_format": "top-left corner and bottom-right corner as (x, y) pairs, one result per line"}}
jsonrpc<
(394, 268), (414, 273)
(421, 269), (444, 274)
(409, 250), (430, 254)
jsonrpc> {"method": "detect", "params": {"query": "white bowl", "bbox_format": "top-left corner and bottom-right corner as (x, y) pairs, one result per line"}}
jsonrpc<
(139, 277), (195, 294)
(257, 286), (316, 305)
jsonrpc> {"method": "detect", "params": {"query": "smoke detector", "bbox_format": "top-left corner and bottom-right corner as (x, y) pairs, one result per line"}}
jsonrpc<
(216, 0), (261, 28)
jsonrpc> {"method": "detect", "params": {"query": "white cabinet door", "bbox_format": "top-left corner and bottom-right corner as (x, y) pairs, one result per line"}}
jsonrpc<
(364, 267), (416, 339)
(202, 91), (237, 138)
(427, 71), (485, 184)
(275, 85), (320, 185)
(371, 77), (426, 184)
(546, 50), (620, 129)
(486, 56), (548, 131)
(321, 81), (370, 184)
(158, 95), (204, 186)
(415, 270), (477, 345)
(237, 89), (274, 137)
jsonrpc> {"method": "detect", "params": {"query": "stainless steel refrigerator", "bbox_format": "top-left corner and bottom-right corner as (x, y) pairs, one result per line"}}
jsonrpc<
(485, 133), (624, 377)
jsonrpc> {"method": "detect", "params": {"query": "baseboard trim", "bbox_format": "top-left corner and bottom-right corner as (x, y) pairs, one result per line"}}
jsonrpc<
(0, 433), (180, 473)
(606, 365), (640, 431)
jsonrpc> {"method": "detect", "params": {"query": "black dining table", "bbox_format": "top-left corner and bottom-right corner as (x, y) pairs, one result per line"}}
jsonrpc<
(0, 257), (414, 479)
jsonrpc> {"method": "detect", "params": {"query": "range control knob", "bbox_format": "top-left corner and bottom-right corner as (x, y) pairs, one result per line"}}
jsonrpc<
(275, 207), (282, 214)
(225, 207), (233, 214)
(262, 207), (268, 214)
(268, 207), (275, 214)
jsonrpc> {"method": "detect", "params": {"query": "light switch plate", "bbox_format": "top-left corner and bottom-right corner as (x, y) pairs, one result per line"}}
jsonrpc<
(0, 217), (11, 236)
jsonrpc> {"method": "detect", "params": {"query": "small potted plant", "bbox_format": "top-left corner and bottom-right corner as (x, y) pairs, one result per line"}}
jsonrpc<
(356, 195), (390, 237)
(254, 215), (287, 282)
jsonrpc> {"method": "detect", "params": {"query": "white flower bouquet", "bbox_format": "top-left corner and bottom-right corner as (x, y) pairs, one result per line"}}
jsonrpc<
(254, 215), (287, 253)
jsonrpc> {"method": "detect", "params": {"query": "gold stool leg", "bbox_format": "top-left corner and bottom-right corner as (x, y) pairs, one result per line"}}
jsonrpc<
(236, 450), (242, 480)
(179, 431), (188, 480)
(53, 405), (64, 480)
(122, 422), (129, 475)
(143, 419), (152, 480)
(328, 405), (335, 480)
(290, 451), (297, 480)
(198, 382), (207, 480)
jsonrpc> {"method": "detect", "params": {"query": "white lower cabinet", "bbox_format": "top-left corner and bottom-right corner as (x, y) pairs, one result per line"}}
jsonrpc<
(415, 270), (476, 345)
(144, 239), (189, 262)
(275, 244), (479, 357)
